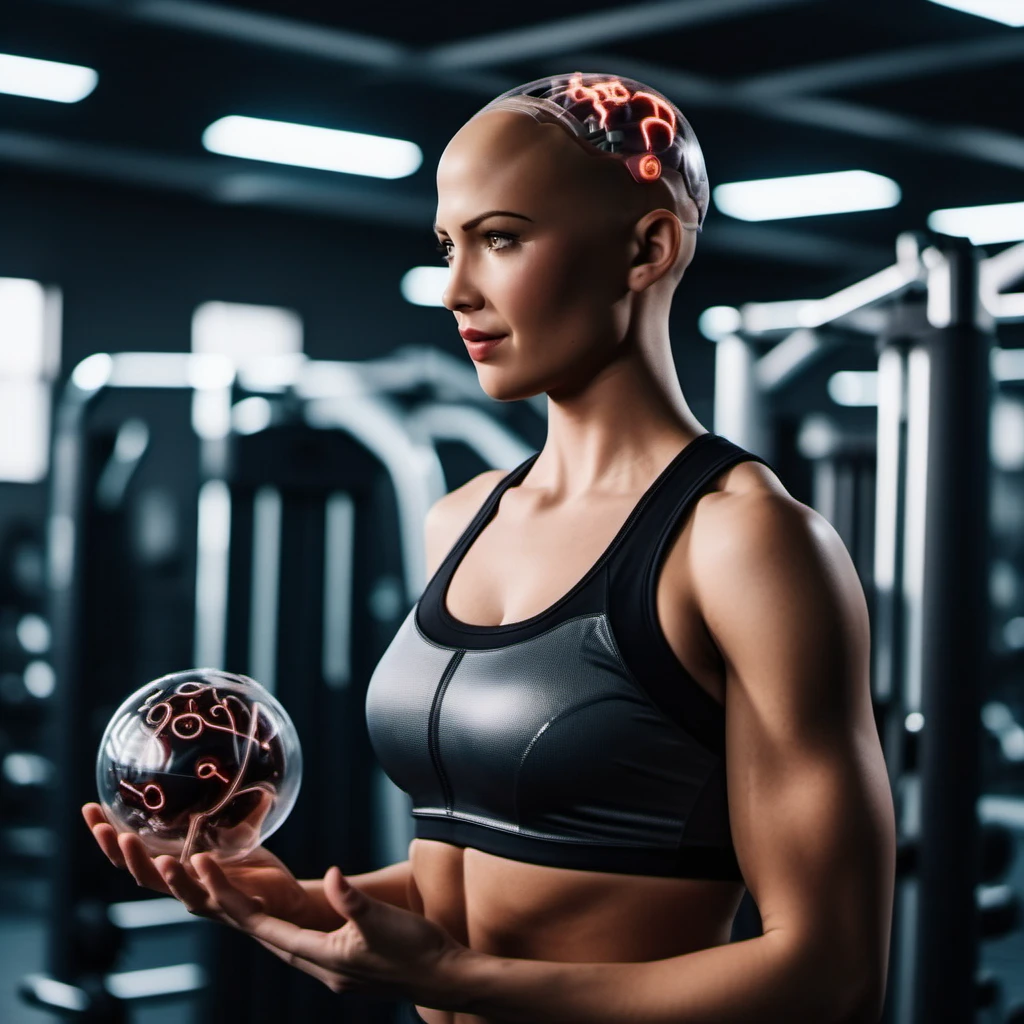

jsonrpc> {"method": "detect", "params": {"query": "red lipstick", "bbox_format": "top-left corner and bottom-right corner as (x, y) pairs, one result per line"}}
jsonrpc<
(460, 327), (507, 361)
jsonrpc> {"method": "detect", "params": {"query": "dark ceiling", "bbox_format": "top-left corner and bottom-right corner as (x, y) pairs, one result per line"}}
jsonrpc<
(1, 0), (1022, 292)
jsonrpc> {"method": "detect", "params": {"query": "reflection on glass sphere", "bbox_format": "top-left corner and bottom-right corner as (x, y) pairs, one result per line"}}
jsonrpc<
(96, 668), (302, 863)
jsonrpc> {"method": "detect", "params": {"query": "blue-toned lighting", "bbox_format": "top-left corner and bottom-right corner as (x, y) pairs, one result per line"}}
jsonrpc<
(926, 0), (1024, 26)
(828, 370), (878, 407)
(713, 170), (901, 222)
(928, 200), (1024, 245)
(202, 116), (422, 179)
(401, 267), (449, 307)
(71, 353), (113, 392)
(0, 53), (97, 103)
(698, 306), (742, 341)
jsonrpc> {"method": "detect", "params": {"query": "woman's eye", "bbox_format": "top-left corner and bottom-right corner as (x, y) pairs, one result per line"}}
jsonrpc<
(486, 232), (516, 250)
(434, 233), (516, 263)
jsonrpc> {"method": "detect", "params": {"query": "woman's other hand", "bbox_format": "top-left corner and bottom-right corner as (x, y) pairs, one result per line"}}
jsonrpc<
(80, 802), (342, 931)
(193, 855), (469, 1007)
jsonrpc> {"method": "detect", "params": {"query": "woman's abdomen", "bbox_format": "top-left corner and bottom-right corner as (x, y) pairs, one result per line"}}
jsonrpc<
(411, 839), (745, 963)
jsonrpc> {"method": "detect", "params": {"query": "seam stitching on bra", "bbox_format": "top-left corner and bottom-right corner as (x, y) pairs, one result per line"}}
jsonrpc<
(414, 605), (607, 652)
(426, 650), (463, 814)
(412, 808), (651, 847)
(511, 693), (623, 831)
(599, 585), (717, 751)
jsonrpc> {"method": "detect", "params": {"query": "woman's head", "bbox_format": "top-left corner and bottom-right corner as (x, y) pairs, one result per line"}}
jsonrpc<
(434, 72), (705, 401)
(473, 72), (708, 230)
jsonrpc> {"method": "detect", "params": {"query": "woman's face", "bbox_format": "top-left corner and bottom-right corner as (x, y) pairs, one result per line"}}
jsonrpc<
(434, 110), (640, 401)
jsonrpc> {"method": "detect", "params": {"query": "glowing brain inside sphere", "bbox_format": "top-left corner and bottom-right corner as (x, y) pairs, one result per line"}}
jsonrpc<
(96, 669), (302, 862)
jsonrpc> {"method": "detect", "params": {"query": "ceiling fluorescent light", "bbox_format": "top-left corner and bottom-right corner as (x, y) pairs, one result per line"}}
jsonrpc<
(400, 267), (449, 307)
(203, 116), (422, 179)
(0, 53), (97, 103)
(926, 0), (1024, 27)
(713, 170), (901, 222)
(928, 201), (1024, 245)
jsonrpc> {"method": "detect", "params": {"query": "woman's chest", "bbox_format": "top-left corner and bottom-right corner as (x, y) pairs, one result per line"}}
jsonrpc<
(444, 494), (726, 705)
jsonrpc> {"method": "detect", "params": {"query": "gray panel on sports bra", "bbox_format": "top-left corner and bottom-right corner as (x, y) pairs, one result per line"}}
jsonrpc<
(366, 607), (721, 852)
(365, 606), (455, 809)
(437, 613), (715, 847)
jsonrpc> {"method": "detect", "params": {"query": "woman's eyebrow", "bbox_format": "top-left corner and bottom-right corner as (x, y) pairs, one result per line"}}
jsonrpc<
(433, 210), (535, 234)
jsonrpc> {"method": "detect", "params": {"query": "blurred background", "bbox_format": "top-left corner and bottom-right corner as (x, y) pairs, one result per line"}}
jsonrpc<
(0, 0), (1022, 1021)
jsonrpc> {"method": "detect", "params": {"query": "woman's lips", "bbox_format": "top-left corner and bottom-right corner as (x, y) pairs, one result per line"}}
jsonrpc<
(460, 328), (504, 341)
(465, 335), (507, 360)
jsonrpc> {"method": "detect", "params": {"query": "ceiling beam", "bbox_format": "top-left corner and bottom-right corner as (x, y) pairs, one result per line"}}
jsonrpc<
(734, 33), (1024, 97)
(43, 0), (823, 70)
(0, 128), (881, 268)
(0, 129), (433, 225)
(36, 0), (1024, 175)
(56, 0), (1023, 101)
(54, 0), (409, 67)
(421, 0), (823, 71)
(698, 222), (888, 269)
(566, 52), (1024, 171)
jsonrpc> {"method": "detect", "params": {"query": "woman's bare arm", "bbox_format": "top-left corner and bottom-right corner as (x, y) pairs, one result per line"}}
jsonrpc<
(438, 493), (896, 1023)
(298, 859), (414, 930)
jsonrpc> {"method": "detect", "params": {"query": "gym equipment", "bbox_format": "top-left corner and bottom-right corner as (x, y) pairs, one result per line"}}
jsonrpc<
(96, 668), (302, 862)
(23, 345), (543, 1023)
(0, 524), (55, 875)
(196, 356), (537, 1024)
(715, 230), (1024, 1024)
(22, 355), (222, 1020)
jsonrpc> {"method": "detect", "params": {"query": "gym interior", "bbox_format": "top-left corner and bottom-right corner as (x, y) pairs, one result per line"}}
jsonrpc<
(0, 1), (1023, 1021)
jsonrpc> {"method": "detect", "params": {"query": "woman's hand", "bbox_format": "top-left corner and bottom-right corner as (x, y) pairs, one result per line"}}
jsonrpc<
(80, 802), (340, 931)
(190, 854), (470, 1007)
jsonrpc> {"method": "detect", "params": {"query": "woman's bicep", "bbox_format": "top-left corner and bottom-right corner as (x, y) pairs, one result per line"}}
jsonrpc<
(694, 493), (895, 1004)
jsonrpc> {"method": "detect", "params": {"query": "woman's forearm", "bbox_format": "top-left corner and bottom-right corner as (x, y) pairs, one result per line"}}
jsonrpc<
(444, 931), (875, 1024)
(299, 860), (413, 930)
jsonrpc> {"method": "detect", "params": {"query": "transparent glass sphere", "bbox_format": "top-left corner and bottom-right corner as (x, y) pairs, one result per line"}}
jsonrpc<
(96, 668), (302, 863)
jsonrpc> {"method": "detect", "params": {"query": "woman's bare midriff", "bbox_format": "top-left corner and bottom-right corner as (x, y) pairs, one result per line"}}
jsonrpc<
(406, 445), (785, 1023)
(408, 841), (746, 1024)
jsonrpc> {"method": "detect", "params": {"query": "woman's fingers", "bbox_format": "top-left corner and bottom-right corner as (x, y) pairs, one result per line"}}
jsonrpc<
(81, 805), (128, 870)
(118, 833), (171, 894)
(155, 857), (219, 917)
(81, 802), (106, 829)
(81, 805), (219, 915)
(193, 855), (323, 958)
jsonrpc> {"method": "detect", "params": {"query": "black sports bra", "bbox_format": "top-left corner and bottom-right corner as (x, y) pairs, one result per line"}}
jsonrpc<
(365, 432), (770, 879)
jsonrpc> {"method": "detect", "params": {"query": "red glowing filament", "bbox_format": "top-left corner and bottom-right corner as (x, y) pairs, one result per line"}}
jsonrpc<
(122, 681), (274, 862)
(196, 757), (230, 784)
(119, 779), (166, 811)
(140, 682), (271, 752)
(629, 153), (663, 181)
(560, 72), (677, 156)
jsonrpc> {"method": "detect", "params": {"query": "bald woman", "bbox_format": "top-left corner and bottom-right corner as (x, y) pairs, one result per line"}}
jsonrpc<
(84, 72), (894, 1024)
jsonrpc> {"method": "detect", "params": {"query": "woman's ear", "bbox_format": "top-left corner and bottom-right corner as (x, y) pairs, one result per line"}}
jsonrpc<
(627, 209), (682, 292)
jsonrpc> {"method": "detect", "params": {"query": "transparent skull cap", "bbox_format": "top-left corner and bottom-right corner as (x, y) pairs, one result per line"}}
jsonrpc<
(472, 71), (708, 231)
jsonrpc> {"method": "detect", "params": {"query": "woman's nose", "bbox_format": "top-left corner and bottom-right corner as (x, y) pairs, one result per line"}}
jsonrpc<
(441, 255), (482, 312)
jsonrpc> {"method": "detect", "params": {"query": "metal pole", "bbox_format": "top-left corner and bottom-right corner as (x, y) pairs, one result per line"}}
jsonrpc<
(712, 334), (772, 462)
(911, 237), (992, 1022)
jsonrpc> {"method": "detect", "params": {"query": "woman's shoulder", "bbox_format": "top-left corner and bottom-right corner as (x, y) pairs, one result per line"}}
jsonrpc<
(424, 468), (510, 579)
(713, 447), (790, 502)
